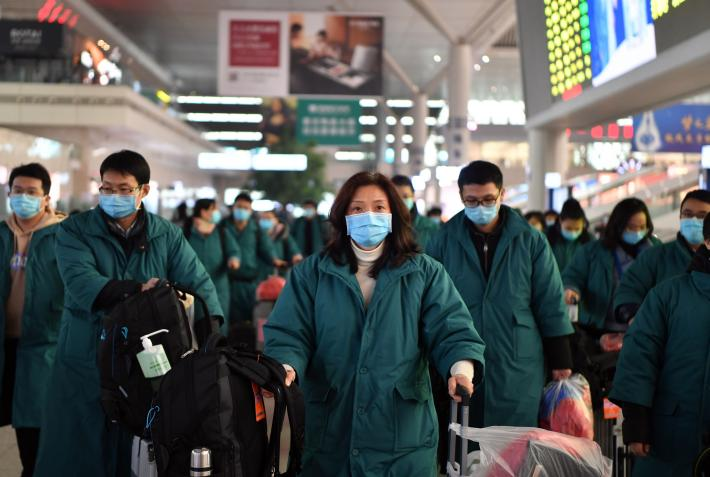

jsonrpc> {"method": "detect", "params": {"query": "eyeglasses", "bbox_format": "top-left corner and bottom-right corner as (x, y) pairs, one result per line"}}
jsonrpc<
(10, 188), (44, 197)
(680, 210), (708, 220)
(462, 191), (501, 208)
(98, 185), (142, 196)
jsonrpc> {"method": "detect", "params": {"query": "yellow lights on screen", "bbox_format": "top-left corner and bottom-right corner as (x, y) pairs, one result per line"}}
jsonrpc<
(544, 0), (592, 97)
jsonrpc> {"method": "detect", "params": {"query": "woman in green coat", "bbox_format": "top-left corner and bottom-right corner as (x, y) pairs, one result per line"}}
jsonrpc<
(185, 198), (241, 334)
(609, 215), (710, 476)
(562, 198), (661, 333)
(256, 210), (303, 281)
(547, 198), (595, 273)
(34, 151), (223, 477)
(264, 172), (485, 477)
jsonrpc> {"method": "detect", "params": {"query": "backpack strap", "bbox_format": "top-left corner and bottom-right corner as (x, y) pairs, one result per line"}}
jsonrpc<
(170, 283), (222, 345)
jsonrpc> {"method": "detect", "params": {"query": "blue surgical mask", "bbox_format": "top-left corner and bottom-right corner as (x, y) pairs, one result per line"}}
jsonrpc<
(431, 217), (441, 225)
(233, 208), (251, 221)
(345, 212), (392, 248)
(211, 210), (222, 224)
(680, 218), (704, 245)
(464, 204), (499, 226)
(403, 198), (415, 210)
(259, 218), (274, 231)
(546, 219), (557, 227)
(622, 229), (647, 246)
(561, 229), (583, 242)
(303, 208), (316, 218)
(99, 194), (138, 219)
(10, 194), (43, 219)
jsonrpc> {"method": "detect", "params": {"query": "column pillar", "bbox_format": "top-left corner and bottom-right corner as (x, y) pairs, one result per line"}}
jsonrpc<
(527, 128), (568, 210)
(447, 42), (471, 165)
(373, 98), (388, 172)
(393, 119), (405, 176)
(411, 92), (428, 175)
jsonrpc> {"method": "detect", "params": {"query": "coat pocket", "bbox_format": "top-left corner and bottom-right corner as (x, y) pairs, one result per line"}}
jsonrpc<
(63, 314), (98, 364)
(513, 311), (541, 360)
(651, 400), (698, 463)
(304, 384), (336, 452)
(393, 380), (436, 451)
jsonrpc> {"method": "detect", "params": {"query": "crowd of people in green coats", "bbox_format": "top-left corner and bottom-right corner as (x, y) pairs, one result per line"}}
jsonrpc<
(0, 150), (708, 477)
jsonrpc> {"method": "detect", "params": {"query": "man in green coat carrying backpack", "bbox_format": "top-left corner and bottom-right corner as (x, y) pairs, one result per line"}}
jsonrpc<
(34, 150), (223, 477)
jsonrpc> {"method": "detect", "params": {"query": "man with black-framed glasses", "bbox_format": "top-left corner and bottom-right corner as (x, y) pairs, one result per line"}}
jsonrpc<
(615, 189), (710, 323)
(0, 163), (66, 477)
(35, 150), (223, 477)
(427, 160), (573, 430)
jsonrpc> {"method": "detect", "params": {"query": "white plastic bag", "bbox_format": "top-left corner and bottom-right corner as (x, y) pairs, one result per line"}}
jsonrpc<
(447, 425), (612, 477)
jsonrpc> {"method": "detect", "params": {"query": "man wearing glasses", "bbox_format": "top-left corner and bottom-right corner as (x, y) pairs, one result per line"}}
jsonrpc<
(427, 160), (573, 429)
(0, 163), (65, 477)
(35, 150), (223, 477)
(615, 189), (710, 323)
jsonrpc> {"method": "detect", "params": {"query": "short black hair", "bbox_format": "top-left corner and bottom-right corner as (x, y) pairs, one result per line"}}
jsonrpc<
(317, 29), (327, 38)
(391, 175), (414, 191)
(100, 150), (150, 184)
(193, 198), (216, 218)
(302, 199), (317, 207)
(544, 209), (559, 219)
(560, 198), (586, 221)
(427, 207), (442, 217)
(9, 163), (51, 195)
(234, 192), (252, 204)
(524, 211), (545, 224)
(290, 23), (303, 34)
(705, 213), (710, 240)
(458, 161), (503, 191)
(681, 189), (710, 209)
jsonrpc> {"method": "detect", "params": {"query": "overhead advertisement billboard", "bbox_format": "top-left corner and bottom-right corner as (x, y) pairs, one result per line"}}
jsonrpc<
(543, 0), (709, 102)
(218, 11), (383, 97)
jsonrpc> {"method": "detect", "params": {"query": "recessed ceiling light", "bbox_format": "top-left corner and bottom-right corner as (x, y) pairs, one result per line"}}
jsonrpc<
(474, 64), (481, 71)
(433, 54), (442, 63)
(482, 55), (490, 63)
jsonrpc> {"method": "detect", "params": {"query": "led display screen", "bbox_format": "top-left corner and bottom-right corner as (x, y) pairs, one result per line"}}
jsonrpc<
(544, 0), (710, 101)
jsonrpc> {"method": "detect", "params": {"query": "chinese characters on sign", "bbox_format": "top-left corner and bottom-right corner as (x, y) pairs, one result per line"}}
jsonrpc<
(633, 104), (710, 153)
(296, 99), (361, 146)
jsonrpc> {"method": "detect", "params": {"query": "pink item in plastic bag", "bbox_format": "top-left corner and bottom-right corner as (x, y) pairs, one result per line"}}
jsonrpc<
(539, 374), (594, 440)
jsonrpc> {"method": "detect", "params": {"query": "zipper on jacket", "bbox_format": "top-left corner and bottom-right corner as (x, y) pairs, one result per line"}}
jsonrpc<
(483, 239), (489, 277)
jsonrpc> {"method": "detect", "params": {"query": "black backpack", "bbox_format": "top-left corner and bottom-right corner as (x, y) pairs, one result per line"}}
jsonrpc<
(98, 282), (218, 436)
(149, 335), (305, 477)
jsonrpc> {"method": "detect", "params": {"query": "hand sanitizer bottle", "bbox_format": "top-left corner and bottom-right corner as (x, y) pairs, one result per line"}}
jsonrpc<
(137, 329), (172, 378)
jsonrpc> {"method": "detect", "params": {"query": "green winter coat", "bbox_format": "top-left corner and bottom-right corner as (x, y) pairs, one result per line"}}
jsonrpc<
(224, 219), (275, 322)
(426, 206), (573, 427)
(187, 224), (241, 333)
(257, 227), (301, 282)
(610, 271), (710, 477)
(0, 221), (64, 428)
(614, 236), (693, 311)
(412, 212), (438, 250)
(562, 238), (660, 330)
(550, 234), (594, 273)
(292, 215), (329, 257)
(264, 253), (485, 477)
(35, 208), (223, 477)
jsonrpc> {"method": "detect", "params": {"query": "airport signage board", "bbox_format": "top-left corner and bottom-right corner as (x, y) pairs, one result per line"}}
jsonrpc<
(296, 99), (361, 145)
(633, 104), (710, 153)
(218, 11), (383, 97)
(0, 20), (63, 58)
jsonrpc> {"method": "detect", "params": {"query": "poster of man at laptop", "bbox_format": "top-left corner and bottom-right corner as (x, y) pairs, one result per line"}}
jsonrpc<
(288, 13), (383, 96)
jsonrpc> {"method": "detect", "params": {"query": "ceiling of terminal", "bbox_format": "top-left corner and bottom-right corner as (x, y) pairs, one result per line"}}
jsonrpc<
(84, 0), (519, 99)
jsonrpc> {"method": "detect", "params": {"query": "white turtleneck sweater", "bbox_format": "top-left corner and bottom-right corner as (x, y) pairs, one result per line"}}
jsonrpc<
(282, 243), (475, 381)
